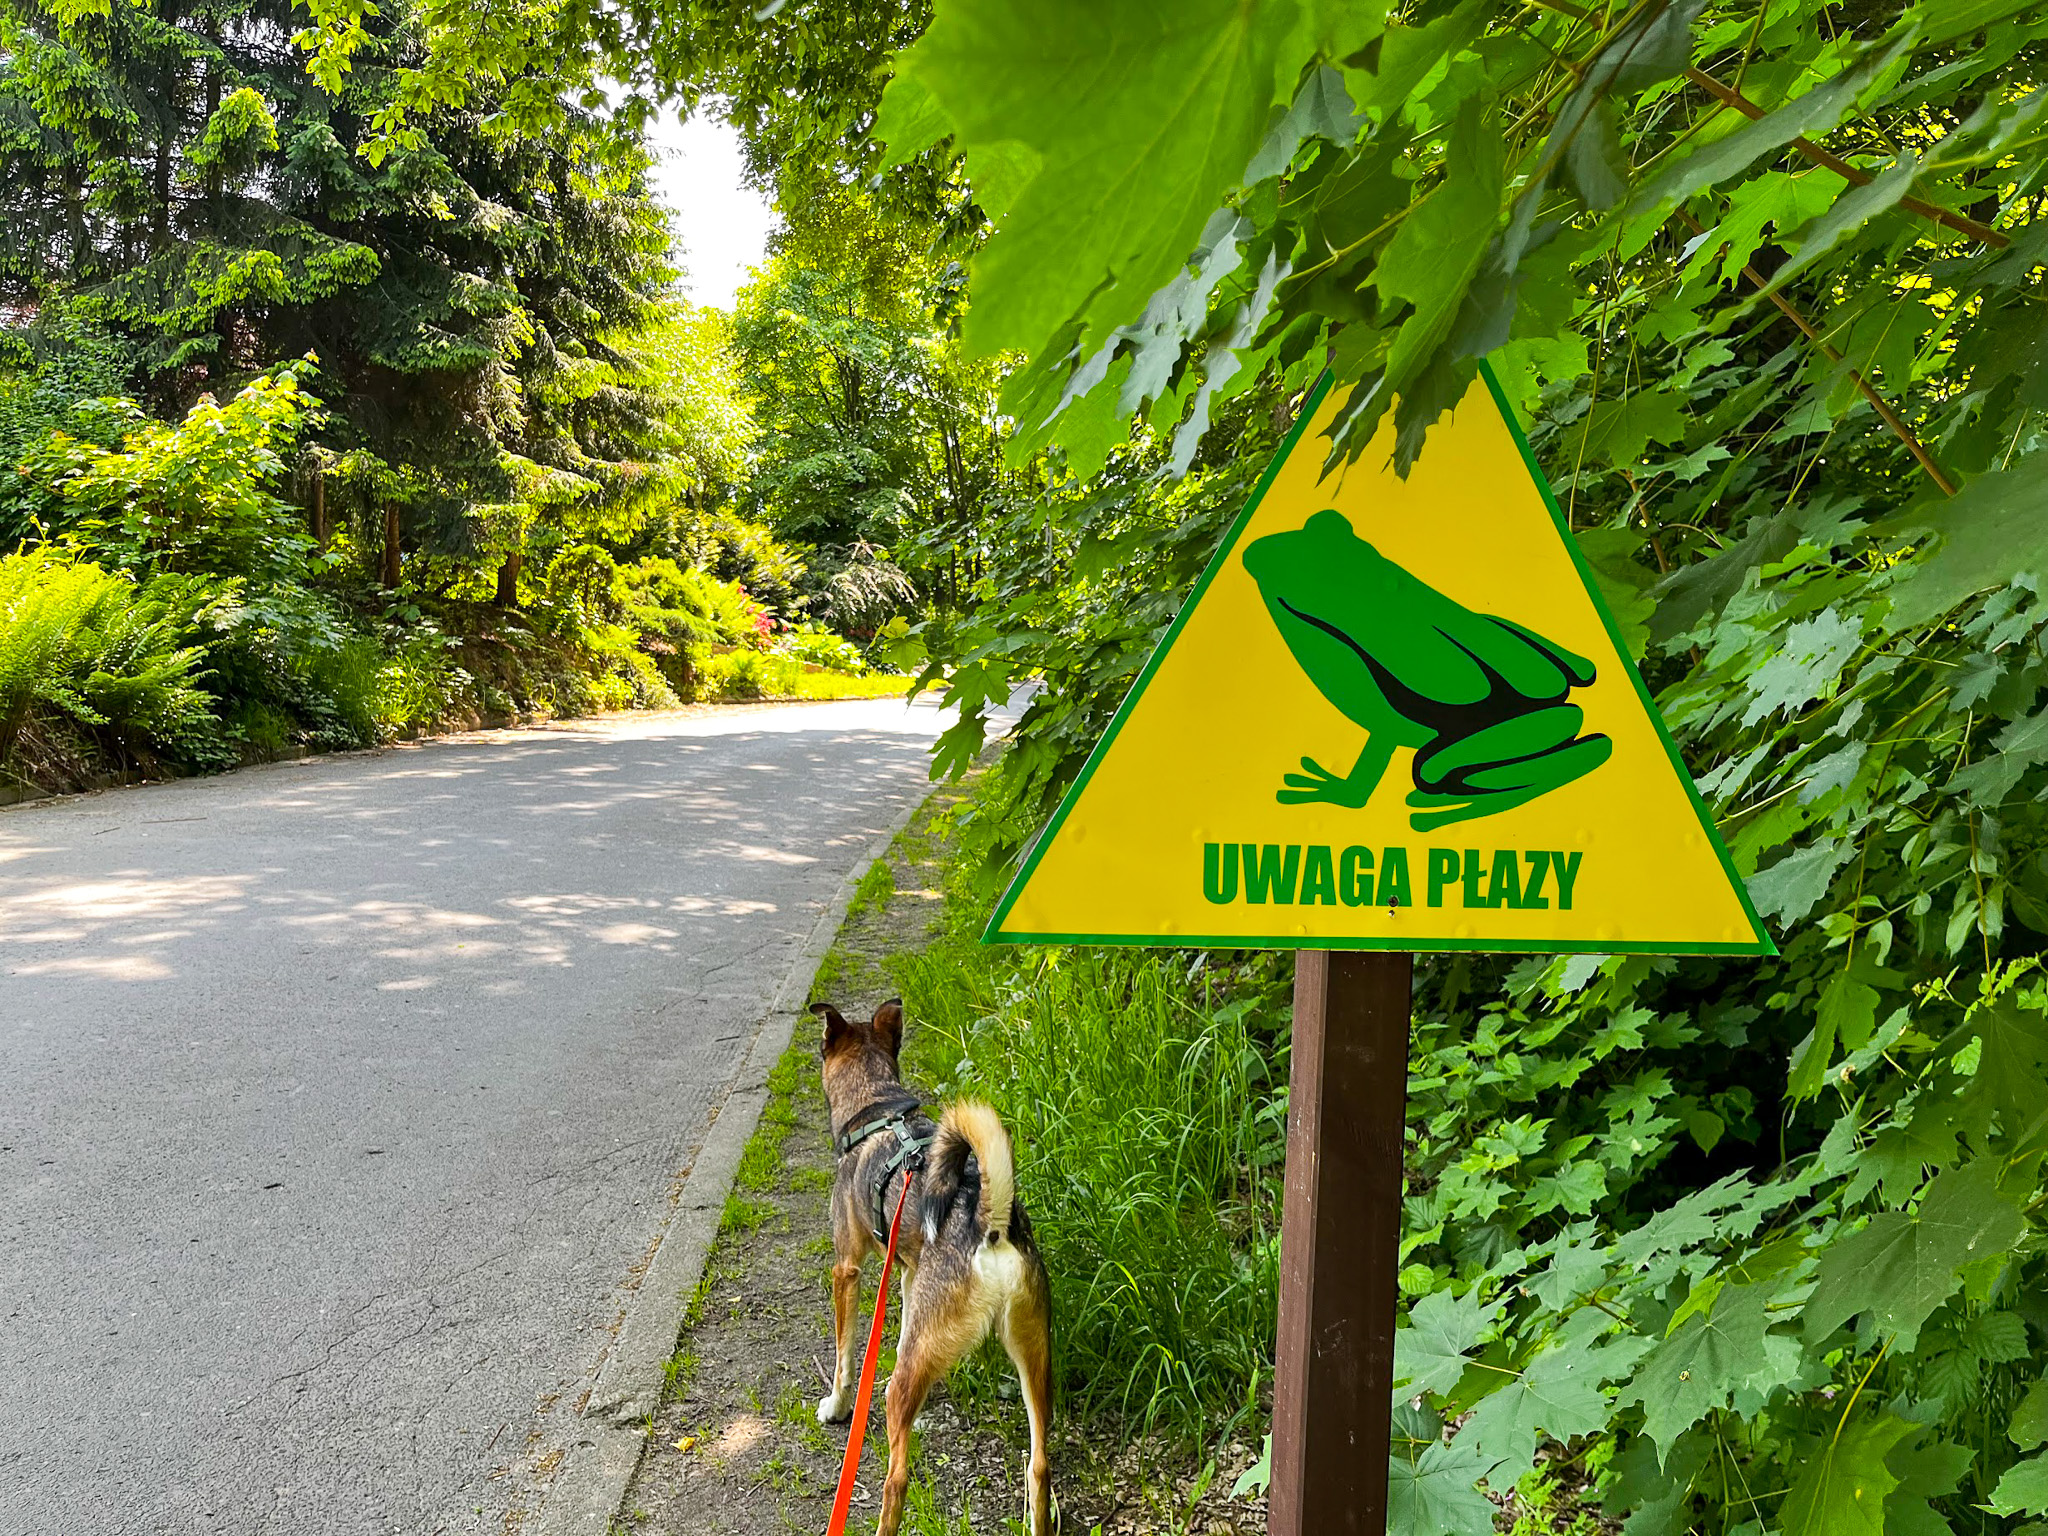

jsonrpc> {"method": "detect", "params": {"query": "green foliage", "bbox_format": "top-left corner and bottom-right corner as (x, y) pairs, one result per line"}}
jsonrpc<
(0, 322), (139, 545)
(51, 365), (319, 582)
(782, 624), (868, 675)
(701, 649), (776, 702)
(728, 187), (1010, 616)
(370, 634), (465, 733)
(847, 857), (895, 921)
(697, 649), (912, 703)
(186, 87), (278, 178)
(0, 549), (216, 771)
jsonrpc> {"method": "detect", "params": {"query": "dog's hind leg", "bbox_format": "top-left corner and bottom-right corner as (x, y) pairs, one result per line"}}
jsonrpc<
(816, 1256), (863, 1424)
(877, 1326), (942, 1536)
(999, 1271), (1054, 1536)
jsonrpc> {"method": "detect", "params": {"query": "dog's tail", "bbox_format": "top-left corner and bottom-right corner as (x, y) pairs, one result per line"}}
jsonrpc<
(934, 1097), (1015, 1245)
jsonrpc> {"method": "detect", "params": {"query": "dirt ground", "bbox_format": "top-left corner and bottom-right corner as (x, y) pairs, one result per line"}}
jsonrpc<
(616, 779), (1268, 1536)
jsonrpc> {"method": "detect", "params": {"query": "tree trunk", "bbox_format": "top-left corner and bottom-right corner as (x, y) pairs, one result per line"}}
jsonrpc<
(495, 551), (521, 607)
(153, 124), (172, 252)
(310, 475), (326, 550)
(382, 504), (402, 590)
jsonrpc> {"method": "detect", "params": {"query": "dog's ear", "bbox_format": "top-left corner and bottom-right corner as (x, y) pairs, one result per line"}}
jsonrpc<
(872, 997), (904, 1058)
(811, 1002), (853, 1056)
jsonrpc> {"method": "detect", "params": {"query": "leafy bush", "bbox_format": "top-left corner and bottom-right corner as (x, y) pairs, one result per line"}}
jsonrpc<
(191, 583), (383, 751)
(0, 318), (139, 546)
(47, 365), (319, 583)
(782, 624), (867, 674)
(615, 556), (764, 650)
(288, 632), (384, 748)
(817, 539), (916, 635)
(702, 649), (772, 701)
(0, 550), (217, 770)
(670, 507), (806, 616)
(371, 636), (465, 733)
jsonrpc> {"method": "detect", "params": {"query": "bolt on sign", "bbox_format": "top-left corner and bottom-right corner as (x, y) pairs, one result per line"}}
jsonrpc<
(987, 364), (1774, 958)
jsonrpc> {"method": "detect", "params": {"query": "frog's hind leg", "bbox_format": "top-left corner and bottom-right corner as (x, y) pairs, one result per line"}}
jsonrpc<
(1407, 720), (1611, 831)
(1408, 775), (1573, 832)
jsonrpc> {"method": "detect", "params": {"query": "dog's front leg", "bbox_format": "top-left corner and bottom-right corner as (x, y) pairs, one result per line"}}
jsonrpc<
(816, 1256), (864, 1423)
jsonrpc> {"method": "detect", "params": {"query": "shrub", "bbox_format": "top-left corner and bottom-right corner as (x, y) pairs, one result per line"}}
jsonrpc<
(372, 637), (463, 733)
(702, 649), (767, 701)
(670, 507), (806, 615)
(49, 365), (319, 584)
(291, 633), (383, 748)
(192, 583), (383, 751)
(0, 549), (218, 770)
(586, 672), (636, 711)
(782, 624), (867, 674)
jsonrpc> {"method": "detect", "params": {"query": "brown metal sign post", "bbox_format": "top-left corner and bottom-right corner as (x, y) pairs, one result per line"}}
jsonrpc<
(1268, 949), (1414, 1536)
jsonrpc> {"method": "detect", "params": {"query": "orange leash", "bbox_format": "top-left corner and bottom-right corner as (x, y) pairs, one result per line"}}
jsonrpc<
(825, 1170), (914, 1536)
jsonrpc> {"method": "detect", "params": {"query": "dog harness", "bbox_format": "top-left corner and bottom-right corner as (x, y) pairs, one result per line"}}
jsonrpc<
(834, 1094), (933, 1242)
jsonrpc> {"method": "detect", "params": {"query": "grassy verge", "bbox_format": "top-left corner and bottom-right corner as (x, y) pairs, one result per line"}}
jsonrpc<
(781, 671), (918, 701)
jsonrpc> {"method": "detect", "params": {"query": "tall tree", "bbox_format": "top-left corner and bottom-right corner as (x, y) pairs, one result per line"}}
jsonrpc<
(729, 188), (1007, 600)
(1, 0), (681, 594)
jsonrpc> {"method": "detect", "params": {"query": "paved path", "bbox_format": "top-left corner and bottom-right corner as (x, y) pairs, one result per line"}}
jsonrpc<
(0, 699), (962, 1535)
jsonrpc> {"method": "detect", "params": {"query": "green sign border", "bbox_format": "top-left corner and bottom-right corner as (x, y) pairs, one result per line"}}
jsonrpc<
(983, 362), (1778, 958)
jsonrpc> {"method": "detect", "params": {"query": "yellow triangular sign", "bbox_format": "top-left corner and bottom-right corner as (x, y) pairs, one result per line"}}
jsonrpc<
(987, 367), (1773, 956)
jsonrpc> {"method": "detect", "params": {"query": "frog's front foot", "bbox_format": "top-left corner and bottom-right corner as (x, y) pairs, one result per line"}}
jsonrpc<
(1277, 743), (1391, 808)
(1279, 756), (1372, 807)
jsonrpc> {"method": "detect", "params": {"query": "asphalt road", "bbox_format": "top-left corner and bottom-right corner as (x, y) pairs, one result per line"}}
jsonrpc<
(0, 698), (965, 1535)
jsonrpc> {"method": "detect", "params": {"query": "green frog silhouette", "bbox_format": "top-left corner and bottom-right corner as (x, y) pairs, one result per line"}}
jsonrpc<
(1242, 508), (1612, 832)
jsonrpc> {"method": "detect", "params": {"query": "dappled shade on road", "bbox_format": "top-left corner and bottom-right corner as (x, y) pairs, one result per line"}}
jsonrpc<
(0, 699), (972, 1536)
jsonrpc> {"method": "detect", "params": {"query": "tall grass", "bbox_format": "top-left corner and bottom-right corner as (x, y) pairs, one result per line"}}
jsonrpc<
(893, 814), (1292, 1440)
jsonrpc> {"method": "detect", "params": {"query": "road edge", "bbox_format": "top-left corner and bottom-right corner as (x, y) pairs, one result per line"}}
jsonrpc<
(530, 780), (938, 1536)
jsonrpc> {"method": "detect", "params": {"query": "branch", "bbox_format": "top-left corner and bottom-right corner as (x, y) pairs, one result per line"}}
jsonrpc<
(1528, 0), (2009, 249)
(1675, 208), (1957, 496)
(1680, 67), (2009, 248)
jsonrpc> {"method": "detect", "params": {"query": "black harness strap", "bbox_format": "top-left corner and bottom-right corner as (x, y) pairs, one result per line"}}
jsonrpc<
(834, 1094), (933, 1242)
(834, 1092), (925, 1158)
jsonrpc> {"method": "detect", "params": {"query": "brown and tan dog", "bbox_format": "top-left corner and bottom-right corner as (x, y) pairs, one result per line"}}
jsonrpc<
(812, 997), (1053, 1536)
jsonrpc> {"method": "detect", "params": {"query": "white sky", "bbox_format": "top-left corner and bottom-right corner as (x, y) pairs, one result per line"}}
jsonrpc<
(642, 108), (779, 311)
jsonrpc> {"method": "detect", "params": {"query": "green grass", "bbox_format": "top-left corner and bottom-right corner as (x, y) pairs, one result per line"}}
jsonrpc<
(809, 945), (848, 1003)
(661, 1338), (700, 1402)
(700, 649), (918, 704)
(720, 1192), (777, 1234)
(736, 1045), (805, 1194)
(894, 786), (1293, 1442)
(892, 1473), (977, 1536)
(773, 1381), (833, 1452)
(749, 1448), (812, 1493)
(784, 670), (916, 700)
(847, 857), (897, 921)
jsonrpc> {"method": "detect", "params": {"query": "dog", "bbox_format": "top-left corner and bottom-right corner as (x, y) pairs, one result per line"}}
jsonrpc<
(811, 997), (1053, 1536)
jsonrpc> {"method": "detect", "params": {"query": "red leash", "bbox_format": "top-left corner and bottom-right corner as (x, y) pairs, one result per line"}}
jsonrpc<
(825, 1171), (914, 1536)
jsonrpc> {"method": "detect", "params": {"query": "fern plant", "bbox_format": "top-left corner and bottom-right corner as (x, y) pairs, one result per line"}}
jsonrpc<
(0, 550), (217, 772)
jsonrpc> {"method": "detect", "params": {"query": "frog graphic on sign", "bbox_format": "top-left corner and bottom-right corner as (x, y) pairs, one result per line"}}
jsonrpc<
(1242, 508), (1612, 832)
